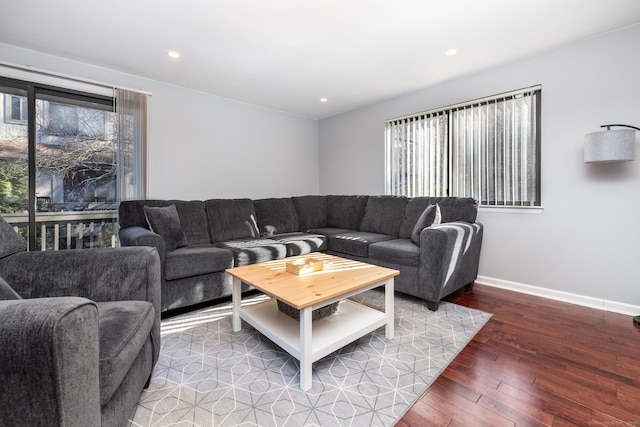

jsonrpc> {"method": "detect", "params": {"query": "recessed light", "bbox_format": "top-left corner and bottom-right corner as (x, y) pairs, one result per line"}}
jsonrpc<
(320, 98), (328, 103)
(445, 49), (457, 56)
(167, 51), (181, 59)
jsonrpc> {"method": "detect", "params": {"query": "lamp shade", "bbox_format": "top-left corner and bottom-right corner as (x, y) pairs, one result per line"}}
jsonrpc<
(584, 129), (636, 163)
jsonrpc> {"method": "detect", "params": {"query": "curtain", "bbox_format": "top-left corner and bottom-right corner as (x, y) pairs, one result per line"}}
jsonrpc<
(115, 88), (148, 201)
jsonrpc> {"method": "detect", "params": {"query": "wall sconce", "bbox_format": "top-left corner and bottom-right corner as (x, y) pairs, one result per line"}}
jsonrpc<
(584, 124), (639, 163)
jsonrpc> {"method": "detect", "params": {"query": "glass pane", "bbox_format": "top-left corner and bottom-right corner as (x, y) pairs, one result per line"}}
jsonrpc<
(0, 88), (29, 242)
(0, 89), (29, 214)
(35, 96), (117, 249)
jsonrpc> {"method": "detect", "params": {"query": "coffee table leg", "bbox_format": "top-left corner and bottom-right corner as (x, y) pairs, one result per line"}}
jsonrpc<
(299, 307), (312, 391)
(385, 278), (394, 339)
(232, 277), (241, 332)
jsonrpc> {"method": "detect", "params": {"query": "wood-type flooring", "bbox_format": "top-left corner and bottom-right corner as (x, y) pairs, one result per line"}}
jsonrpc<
(397, 284), (640, 427)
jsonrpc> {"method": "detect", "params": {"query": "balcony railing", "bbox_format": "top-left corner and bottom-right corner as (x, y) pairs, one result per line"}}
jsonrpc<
(3, 210), (119, 251)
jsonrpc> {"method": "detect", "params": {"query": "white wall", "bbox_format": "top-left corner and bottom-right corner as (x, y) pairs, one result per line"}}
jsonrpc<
(319, 25), (640, 309)
(0, 43), (320, 200)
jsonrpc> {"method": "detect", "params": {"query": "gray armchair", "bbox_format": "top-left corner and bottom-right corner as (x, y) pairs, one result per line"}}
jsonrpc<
(0, 216), (161, 427)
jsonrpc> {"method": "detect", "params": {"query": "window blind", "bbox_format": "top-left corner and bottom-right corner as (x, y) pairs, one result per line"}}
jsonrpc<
(385, 86), (541, 207)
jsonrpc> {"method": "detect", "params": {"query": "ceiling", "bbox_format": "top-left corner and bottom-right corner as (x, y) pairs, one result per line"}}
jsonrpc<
(1, 1), (639, 119)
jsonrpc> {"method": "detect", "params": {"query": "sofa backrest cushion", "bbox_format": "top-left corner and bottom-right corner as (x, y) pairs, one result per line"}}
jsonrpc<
(0, 276), (21, 300)
(254, 198), (299, 236)
(119, 200), (210, 245)
(292, 196), (327, 230)
(143, 204), (188, 251)
(399, 197), (478, 239)
(205, 199), (259, 242)
(432, 197), (478, 223)
(326, 195), (368, 230)
(359, 196), (408, 237)
(0, 215), (26, 259)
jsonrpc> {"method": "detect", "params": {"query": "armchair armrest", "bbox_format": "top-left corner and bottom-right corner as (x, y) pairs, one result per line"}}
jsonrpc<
(0, 297), (101, 427)
(419, 221), (483, 303)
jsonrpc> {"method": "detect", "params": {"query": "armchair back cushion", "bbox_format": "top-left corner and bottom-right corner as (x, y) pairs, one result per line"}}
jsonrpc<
(0, 216), (26, 259)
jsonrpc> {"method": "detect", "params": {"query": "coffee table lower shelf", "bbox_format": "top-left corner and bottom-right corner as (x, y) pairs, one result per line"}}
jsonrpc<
(228, 254), (397, 391)
(240, 299), (387, 365)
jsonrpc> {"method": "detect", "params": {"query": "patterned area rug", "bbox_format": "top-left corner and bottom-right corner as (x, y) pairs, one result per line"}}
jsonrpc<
(130, 290), (491, 427)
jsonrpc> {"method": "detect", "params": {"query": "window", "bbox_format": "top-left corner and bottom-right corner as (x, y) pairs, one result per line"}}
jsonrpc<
(0, 75), (148, 249)
(385, 86), (541, 207)
(4, 94), (28, 123)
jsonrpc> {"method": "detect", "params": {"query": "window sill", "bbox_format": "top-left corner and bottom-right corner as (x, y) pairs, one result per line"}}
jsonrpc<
(478, 205), (544, 214)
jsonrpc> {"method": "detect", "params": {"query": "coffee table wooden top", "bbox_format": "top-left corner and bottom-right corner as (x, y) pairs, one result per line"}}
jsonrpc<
(226, 253), (399, 310)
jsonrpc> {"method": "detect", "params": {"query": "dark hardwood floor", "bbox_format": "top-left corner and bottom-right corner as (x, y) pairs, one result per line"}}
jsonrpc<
(397, 284), (640, 427)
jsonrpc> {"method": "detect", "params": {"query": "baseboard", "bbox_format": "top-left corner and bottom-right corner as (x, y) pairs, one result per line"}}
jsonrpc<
(475, 275), (640, 317)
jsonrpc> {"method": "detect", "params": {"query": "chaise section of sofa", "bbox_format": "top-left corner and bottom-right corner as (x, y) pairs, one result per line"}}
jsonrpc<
(119, 194), (483, 313)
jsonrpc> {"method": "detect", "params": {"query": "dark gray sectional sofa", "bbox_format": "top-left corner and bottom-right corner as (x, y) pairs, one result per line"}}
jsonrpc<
(118, 195), (483, 313)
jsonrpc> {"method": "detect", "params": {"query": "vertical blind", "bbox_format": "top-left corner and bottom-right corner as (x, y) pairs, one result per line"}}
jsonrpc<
(384, 111), (448, 197)
(385, 86), (541, 207)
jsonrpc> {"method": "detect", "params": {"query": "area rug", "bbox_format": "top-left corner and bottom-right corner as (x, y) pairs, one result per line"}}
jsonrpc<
(130, 290), (491, 427)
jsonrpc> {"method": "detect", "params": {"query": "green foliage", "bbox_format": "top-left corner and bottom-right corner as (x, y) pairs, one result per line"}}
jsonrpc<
(0, 159), (28, 213)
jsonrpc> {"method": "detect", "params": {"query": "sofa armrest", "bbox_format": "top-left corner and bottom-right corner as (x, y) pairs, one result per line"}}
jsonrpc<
(119, 225), (166, 261)
(0, 297), (101, 427)
(418, 221), (484, 303)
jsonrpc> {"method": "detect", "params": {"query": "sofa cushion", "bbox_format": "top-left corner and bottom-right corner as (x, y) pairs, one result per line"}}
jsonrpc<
(306, 227), (354, 236)
(254, 198), (299, 235)
(0, 215), (26, 259)
(433, 197), (478, 223)
(359, 195), (408, 237)
(399, 197), (477, 238)
(270, 232), (328, 256)
(292, 196), (327, 230)
(215, 238), (287, 267)
(328, 231), (395, 258)
(410, 204), (441, 245)
(164, 245), (234, 281)
(96, 300), (155, 406)
(120, 200), (210, 245)
(0, 276), (21, 300)
(369, 238), (420, 267)
(205, 199), (260, 243)
(172, 201), (210, 245)
(326, 195), (368, 230)
(144, 204), (188, 251)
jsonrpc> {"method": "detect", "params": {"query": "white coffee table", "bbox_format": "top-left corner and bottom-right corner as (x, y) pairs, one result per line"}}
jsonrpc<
(226, 252), (398, 391)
